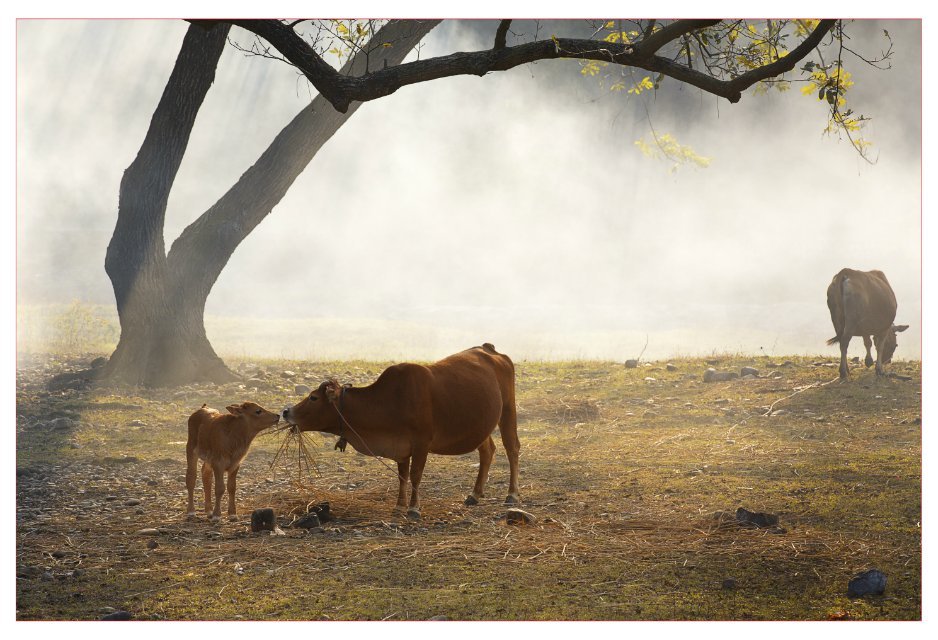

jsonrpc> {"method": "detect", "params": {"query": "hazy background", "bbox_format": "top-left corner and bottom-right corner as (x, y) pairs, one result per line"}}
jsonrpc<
(16, 19), (922, 362)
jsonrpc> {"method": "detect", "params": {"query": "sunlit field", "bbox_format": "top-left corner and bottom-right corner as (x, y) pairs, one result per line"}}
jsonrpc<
(16, 351), (920, 620)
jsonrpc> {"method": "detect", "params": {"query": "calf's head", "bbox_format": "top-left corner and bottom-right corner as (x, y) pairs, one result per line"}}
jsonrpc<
(226, 402), (281, 431)
(282, 380), (344, 432)
(881, 324), (909, 364)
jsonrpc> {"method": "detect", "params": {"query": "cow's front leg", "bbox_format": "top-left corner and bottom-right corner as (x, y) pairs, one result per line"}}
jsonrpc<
(863, 336), (874, 368)
(394, 458), (410, 513)
(407, 446), (430, 520)
(873, 332), (887, 376)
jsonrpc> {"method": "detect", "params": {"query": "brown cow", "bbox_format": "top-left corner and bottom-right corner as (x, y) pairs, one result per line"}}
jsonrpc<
(281, 343), (519, 519)
(186, 402), (281, 521)
(826, 268), (909, 379)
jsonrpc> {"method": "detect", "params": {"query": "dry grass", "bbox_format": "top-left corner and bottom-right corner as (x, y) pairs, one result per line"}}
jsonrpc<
(15, 353), (921, 620)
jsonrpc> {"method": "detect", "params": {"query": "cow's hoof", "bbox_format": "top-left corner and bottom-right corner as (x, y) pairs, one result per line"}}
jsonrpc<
(406, 508), (421, 520)
(464, 494), (479, 506)
(504, 494), (520, 506)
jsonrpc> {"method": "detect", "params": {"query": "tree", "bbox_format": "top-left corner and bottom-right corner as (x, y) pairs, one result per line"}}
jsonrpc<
(62, 18), (883, 387)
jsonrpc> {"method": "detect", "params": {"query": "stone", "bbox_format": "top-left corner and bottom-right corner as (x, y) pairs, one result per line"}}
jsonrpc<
(251, 508), (277, 532)
(137, 528), (160, 536)
(644, 377), (657, 383)
(740, 367), (759, 377)
(125, 499), (141, 506)
(429, 615), (450, 621)
(147, 540), (159, 550)
(294, 384), (312, 395)
(90, 357), (107, 369)
(282, 371), (297, 379)
(292, 513), (321, 529)
(505, 508), (537, 525)
(735, 507), (778, 528)
(624, 359), (639, 368)
(666, 363), (678, 372)
(847, 569), (887, 598)
(704, 368), (739, 383)
(722, 578), (736, 590)
(128, 420), (146, 427)
(101, 611), (133, 621)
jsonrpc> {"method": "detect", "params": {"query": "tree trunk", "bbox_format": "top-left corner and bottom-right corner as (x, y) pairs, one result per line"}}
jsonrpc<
(91, 20), (439, 388)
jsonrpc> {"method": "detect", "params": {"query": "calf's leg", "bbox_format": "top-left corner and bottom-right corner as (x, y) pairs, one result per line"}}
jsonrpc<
(874, 331), (887, 376)
(226, 465), (240, 520)
(465, 436), (496, 506)
(185, 446), (198, 517)
(202, 462), (214, 514)
(212, 466), (225, 521)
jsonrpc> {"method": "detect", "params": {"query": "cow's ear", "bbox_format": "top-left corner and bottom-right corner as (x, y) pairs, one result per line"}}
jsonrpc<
(895, 324), (910, 333)
(226, 404), (243, 415)
(324, 382), (340, 403)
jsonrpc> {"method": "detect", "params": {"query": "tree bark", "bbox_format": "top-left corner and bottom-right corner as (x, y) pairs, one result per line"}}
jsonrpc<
(90, 20), (438, 387)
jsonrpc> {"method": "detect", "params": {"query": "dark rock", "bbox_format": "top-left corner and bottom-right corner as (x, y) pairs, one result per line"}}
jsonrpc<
(505, 508), (537, 525)
(292, 513), (321, 529)
(294, 384), (312, 395)
(722, 578), (736, 590)
(251, 508), (277, 532)
(624, 359), (639, 368)
(101, 611), (133, 621)
(740, 367), (759, 377)
(704, 368), (739, 383)
(666, 363), (678, 372)
(735, 507), (779, 528)
(90, 357), (107, 369)
(309, 502), (332, 523)
(125, 499), (141, 506)
(847, 569), (887, 598)
(147, 540), (159, 550)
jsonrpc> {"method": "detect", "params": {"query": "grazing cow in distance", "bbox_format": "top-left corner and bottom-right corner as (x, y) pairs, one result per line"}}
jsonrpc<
(281, 343), (519, 519)
(186, 402), (281, 521)
(826, 268), (909, 379)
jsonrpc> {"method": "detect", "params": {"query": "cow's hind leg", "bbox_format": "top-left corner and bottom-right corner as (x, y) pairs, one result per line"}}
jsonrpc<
(838, 336), (851, 380)
(863, 336), (874, 368)
(465, 436), (496, 506)
(498, 404), (521, 505)
(407, 446), (430, 520)
(874, 331), (887, 376)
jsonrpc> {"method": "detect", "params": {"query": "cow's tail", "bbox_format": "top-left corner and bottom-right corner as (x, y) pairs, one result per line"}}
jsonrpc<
(826, 271), (847, 346)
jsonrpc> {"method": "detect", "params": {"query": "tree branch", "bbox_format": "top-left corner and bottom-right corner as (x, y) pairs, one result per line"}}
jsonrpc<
(166, 20), (440, 299)
(222, 18), (835, 111)
(494, 20), (511, 49)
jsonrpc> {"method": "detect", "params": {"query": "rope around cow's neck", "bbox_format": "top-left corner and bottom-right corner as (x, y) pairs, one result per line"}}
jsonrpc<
(331, 387), (407, 483)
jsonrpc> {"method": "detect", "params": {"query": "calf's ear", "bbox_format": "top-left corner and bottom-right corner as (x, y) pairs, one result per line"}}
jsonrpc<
(226, 404), (244, 415)
(894, 324), (909, 333)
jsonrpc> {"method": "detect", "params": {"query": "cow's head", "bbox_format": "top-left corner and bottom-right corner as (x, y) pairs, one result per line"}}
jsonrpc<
(226, 402), (281, 431)
(881, 324), (910, 364)
(281, 380), (344, 432)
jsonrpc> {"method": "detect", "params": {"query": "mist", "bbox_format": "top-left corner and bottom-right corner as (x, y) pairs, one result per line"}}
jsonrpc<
(16, 19), (923, 362)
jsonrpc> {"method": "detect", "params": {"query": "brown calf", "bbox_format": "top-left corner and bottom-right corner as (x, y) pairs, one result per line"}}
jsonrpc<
(185, 402), (280, 521)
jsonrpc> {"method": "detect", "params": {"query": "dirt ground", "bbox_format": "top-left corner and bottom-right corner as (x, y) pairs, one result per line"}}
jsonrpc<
(15, 353), (921, 620)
